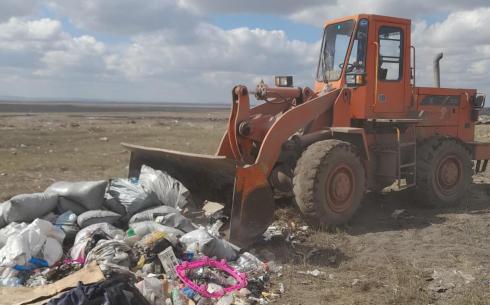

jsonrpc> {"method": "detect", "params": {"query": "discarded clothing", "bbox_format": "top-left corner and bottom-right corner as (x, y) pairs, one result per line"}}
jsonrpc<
(0, 262), (104, 305)
(46, 276), (151, 305)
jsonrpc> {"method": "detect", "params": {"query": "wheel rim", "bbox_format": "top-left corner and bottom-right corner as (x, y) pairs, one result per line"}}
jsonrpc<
(325, 163), (355, 213)
(435, 154), (462, 195)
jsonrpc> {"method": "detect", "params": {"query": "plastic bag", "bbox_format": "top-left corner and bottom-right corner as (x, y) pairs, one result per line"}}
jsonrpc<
(179, 229), (238, 260)
(129, 205), (177, 223)
(0, 219), (65, 267)
(70, 223), (124, 260)
(137, 277), (166, 305)
(43, 237), (63, 266)
(0, 277), (21, 287)
(109, 178), (160, 216)
(129, 221), (184, 239)
(85, 239), (131, 268)
(129, 206), (196, 233)
(0, 222), (27, 248)
(77, 210), (122, 228)
(139, 165), (192, 210)
(46, 180), (107, 210)
(54, 211), (79, 241)
(1, 192), (58, 225)
(232, 252), (267, 276)
(0, 204), (7, 229)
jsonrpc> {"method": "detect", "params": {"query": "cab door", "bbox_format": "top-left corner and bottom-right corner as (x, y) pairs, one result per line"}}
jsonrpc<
(373, 22), (408, 115)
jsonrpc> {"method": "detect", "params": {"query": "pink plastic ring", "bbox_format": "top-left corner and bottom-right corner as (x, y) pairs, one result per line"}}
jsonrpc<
(175, 256), (248, 298)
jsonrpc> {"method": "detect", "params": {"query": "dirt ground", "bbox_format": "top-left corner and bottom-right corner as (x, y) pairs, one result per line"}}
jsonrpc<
(0, 109), (489, 305)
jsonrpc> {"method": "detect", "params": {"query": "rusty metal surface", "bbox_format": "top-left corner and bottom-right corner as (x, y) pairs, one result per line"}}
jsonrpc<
(256, 89), (341, 175)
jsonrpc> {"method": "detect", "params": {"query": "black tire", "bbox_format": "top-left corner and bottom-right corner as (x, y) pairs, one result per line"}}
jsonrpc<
(416, 136), (472, 206)
(293, 140), (366, 227)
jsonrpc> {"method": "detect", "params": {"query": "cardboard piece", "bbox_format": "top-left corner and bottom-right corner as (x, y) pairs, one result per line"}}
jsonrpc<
(158, 247), (179, 279)
(202, 201), (224, 217)
(0, 262), (105, 305)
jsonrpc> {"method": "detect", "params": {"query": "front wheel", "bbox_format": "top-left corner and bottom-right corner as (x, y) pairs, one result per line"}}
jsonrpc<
(293, 140), (366, 227)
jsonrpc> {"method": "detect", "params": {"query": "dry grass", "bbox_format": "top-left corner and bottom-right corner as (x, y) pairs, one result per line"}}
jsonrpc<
(1, 111), (489, 305)
(384, 258), (431, 305)
(449, 284), (490, 305)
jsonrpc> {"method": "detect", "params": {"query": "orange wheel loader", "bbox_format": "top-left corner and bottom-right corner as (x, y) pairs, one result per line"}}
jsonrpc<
(122, 14), (490, 247)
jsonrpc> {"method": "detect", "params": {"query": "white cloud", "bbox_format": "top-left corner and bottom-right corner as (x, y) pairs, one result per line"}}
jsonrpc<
(288, 0), (490, 27)
(0, 1), (488, 102)
(180, 0), (329, 15)
(0, 14), (318, 102)
(412, 8), (490, 93)
(0, 18), (63, 49)
(49, 0), (201, 35)
(0, 17), (110, 88)
(0, 17), (65, 75)
(105, 23), (318, 101)
(37, 35), (107, 77)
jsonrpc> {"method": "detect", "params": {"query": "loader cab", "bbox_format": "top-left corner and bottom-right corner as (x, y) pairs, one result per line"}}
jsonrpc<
(315, 14), (413, 121)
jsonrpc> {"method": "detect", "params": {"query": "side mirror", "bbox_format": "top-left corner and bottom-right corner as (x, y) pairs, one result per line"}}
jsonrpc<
(473, 95), (485, 109)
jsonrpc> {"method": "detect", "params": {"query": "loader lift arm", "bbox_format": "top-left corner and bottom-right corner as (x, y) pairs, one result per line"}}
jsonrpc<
(123, 86), (342, 247)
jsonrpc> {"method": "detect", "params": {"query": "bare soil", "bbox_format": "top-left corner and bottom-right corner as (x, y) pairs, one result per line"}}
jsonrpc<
(1, 108), (489, 305)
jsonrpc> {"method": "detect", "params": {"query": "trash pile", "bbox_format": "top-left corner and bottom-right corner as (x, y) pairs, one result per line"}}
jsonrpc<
(0, 165), (282, 305)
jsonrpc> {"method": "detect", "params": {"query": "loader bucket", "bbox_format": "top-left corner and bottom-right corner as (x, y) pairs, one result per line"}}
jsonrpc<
(122, 143), (275, 247)
(230, 165), (275, 247)
(122, 143), (237, 205)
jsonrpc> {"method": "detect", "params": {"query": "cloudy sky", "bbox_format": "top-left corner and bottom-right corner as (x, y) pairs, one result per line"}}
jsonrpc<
(0, 0), (488, 103)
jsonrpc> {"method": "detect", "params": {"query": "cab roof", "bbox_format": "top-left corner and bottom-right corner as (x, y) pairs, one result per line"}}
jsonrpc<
(323, 14), (411, 27)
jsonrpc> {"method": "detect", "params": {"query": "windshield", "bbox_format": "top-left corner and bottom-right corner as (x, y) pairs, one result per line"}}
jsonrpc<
(316, 20), (355, 82)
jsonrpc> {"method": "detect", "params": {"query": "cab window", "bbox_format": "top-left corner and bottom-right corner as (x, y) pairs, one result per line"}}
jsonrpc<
(378, 26), (403, 81)
(347, 19), (368, 74)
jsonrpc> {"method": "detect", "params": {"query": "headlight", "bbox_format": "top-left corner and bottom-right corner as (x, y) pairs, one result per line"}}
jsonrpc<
(274, 76), (293, 87)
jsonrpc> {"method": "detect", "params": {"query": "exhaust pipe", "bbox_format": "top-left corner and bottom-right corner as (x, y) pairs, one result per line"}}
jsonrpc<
(433, 52), (443, 88)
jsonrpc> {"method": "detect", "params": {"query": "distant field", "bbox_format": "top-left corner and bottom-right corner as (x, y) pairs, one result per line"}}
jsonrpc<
(0, 101), (229, 113)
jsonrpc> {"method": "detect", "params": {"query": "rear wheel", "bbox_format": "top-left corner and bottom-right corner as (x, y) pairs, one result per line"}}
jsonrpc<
(416, 137), (472, 206)
(293, 140), (365, 227)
